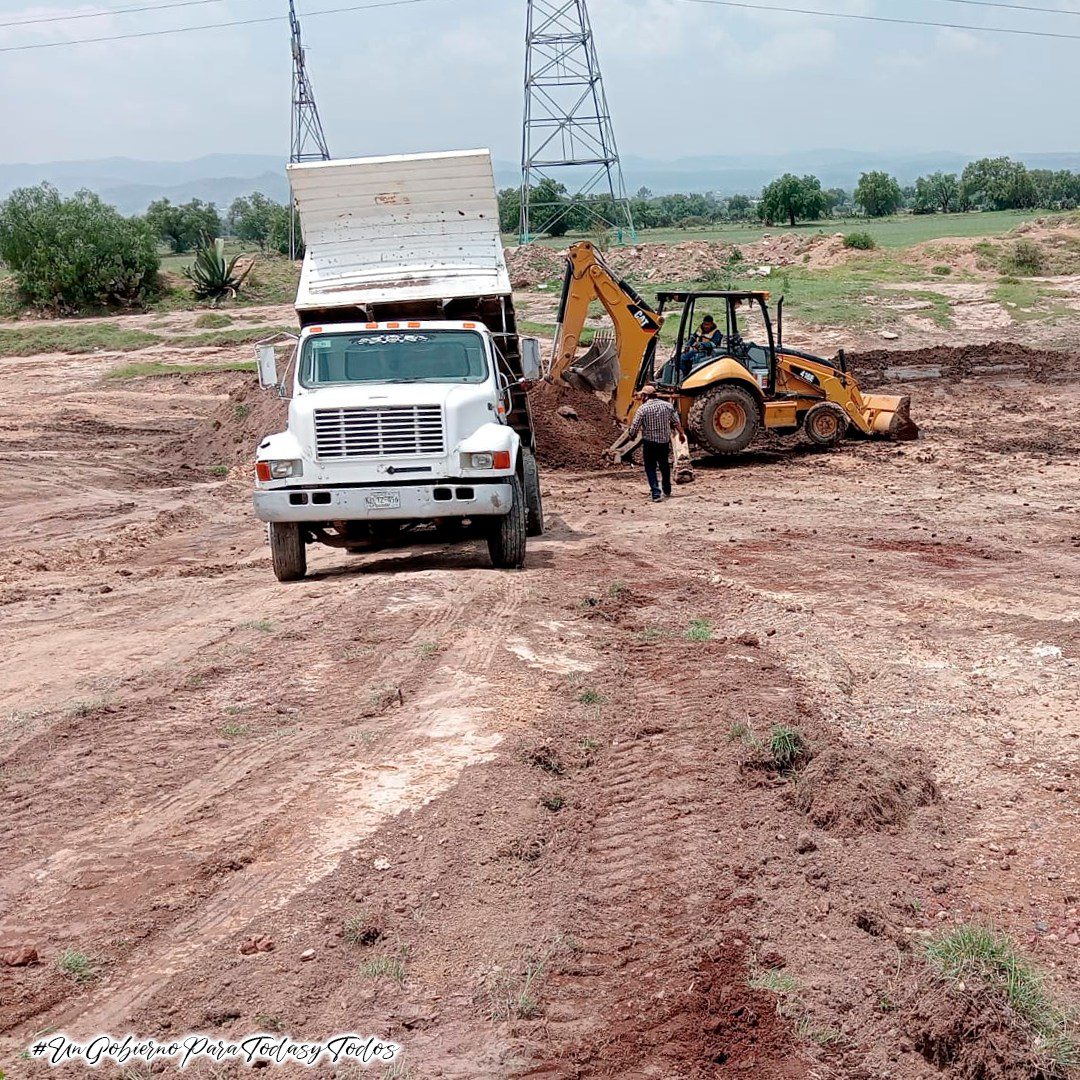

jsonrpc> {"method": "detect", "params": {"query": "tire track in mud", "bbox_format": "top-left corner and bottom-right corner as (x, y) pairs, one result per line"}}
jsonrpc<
(2, 563), (529, 1039)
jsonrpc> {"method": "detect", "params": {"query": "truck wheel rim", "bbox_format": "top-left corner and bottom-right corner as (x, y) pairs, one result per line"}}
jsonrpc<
(713, 402), (747, 438)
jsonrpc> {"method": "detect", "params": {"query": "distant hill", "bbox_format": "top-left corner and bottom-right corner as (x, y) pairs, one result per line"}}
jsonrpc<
(0, 155), (287, 214)
(6, 150), (1080, 212)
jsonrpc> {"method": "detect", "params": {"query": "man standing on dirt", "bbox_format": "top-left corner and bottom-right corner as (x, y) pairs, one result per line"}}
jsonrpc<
(627, 386), (685, 502)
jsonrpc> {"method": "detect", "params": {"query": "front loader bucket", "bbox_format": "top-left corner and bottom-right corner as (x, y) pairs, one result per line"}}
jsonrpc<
(563, 330), (619, 396)
(861, 393), (919, 441)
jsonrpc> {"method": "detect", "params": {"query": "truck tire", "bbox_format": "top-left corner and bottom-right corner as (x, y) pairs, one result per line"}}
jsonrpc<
(688, 384), (760, 454)
(269, 522), (307, 582)
(487, 476), (527, 570)
(804, 401), (848, 447)
(521, 448), (545, 537)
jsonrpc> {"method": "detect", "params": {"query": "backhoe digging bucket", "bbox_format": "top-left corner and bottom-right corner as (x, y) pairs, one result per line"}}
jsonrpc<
(861, 393), (919, 441)
(563, 331), (620, 395)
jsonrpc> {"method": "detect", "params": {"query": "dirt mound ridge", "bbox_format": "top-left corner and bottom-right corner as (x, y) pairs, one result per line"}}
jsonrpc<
(848, 342), (1076, 387)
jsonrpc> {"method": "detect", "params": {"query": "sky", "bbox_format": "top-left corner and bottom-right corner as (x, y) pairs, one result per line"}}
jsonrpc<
(1, 0), (1080, 165)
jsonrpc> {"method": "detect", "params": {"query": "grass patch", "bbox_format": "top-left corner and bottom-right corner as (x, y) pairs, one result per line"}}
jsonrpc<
(106, 360), (257, 379)
(578, 688), (605, 706)
(992, 279), (1073, 324)
(416, 641), (439, 660)
(748, 968), (798, 994)
(209, 464), (230, 478)
(66, 698), (108, 719)
(56, 949), (95, 983)
(686, 618), (713, 642)
(540, 790), (565, 812)
(170, 324), (295, 349)
(343, 913), (383, 947)
(360, 952), (407, 985)
(768, 724), (809, 772)
(219, 722), (248, 738)
(926, 924), (1078, 1073)
(193, 312), (234, 329)
(0, 325), (161, 358)
(523, 744), (566, 776)
(237, 619), (274, 632)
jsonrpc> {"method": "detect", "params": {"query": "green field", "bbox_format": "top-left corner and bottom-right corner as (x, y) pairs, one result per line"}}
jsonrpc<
(504, 209), (1054, 251)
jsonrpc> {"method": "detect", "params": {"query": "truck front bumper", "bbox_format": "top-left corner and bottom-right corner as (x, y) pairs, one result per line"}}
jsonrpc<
(253, 481), (514, 523)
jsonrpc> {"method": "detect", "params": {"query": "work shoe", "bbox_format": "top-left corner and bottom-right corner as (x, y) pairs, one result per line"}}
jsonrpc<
(651, 493), (662, 502)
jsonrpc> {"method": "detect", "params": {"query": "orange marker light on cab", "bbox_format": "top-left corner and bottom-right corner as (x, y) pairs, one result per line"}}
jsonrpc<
(255, 461), (272, 482)
(492, 451), (511, 470)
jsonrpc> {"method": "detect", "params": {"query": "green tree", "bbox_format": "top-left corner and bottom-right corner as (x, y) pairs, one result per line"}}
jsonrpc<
(523, 178), (580, 238)
(227, 192), (283, 251)
(0, 184), (159, 313)
(854, 171), (904, 217)
(912, 172), (960, 214)
(961, 157), (1036, 211)
(726, 193), (753, 220)
(757, 174), (828, 227)
(497, 187), (521, 234)
(144, 198), (221, 253)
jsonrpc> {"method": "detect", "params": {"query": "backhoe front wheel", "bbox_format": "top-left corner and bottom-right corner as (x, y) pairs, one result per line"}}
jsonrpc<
(269, 522), (307, 582)
(688, 384), (760, 454)
(487, 476), (527, 569)
(804, 402), (849, 448)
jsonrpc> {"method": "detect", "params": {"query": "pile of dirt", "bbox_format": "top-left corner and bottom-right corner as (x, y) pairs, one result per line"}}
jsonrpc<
(529, 378), (622, 470)
(186, 377), (287, 468)
(794, 743), (939, 835)
(848, 342), (1076, 387)
(505, 232), (853, 288)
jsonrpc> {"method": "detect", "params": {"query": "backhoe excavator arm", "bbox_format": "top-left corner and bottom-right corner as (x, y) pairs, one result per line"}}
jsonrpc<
(550, 242), (664, 423)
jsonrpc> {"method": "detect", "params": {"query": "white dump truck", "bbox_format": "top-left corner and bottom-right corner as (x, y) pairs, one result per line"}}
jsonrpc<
(252, 149), (543, 581)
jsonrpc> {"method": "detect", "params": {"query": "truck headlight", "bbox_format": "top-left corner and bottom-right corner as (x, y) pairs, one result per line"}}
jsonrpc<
(255, 459), (302, 482)
(461, 451), (511, 471)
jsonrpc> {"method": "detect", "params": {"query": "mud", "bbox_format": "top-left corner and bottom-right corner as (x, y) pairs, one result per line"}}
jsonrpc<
(527, 378), (622, 470)
(848, 341), (1074, 386)
(0, 343), (1078, 1078)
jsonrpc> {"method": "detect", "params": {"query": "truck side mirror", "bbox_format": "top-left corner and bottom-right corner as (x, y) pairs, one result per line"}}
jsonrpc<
(256, 344), (279, 389)
(520, 336), (542, 381)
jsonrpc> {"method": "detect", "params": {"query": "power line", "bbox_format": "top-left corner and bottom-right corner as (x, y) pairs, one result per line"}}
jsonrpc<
(675, 0), (1080, 39)
(1, 1), (232, 30)
(932, 0), (1080, 17)
(0, 0), (453, 52)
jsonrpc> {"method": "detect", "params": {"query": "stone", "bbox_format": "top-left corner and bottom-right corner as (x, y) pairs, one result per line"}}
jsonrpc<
(556, 405), (579, 421)
(3, 946), (38, 967)
(299, 949), (316, 962)
(795, 833), (817, 854)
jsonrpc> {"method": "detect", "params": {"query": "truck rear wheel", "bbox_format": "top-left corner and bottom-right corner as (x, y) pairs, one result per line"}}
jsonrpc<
(487, 476), (527, 570)
(521, 449), (544, 537)
(688, 384), (760, 454)
(269, 522), (307, 582)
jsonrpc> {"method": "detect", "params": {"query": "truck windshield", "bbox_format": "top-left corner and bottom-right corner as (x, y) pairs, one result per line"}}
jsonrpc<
(300, 330), (488, 386)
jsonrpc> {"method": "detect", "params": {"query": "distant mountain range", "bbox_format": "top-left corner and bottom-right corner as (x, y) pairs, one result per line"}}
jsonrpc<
(5, 150), (1080, 212)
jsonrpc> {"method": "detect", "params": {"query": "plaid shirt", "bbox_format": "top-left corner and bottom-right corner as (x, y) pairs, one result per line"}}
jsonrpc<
(629, 398), (680, 444)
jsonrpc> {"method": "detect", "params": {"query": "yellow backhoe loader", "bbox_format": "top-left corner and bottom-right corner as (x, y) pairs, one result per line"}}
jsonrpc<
(549, 242), (916, 464)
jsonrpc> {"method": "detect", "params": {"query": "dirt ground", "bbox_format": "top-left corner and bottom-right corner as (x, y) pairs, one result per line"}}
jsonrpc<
(0, 331), (1078, 1078)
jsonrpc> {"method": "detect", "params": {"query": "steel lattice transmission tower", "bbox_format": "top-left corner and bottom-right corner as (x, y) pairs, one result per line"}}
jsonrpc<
(288, 0), (330, 258)
(519, 0), (635, 245)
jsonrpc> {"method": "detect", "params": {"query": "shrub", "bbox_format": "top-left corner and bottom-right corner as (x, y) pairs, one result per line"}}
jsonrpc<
(931, 265), (952, 276)
(0, 184), (159, 313)
(842, 231), (877, 250)
(1002, 239), (1047, 276)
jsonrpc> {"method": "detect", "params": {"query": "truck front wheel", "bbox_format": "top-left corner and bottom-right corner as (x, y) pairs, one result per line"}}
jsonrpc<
(487, 476), (527, 569)
(521, 449), (544, 537)
(269, 522), (307, 582)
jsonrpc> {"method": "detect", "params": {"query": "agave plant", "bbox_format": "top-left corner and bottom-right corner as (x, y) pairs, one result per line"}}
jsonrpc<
(182, 237), (255, 301)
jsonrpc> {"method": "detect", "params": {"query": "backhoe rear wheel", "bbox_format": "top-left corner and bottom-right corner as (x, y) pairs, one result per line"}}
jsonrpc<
(804, 401), (849, 448)
(269, 522), (307, 582)
(688, 384), (760, 455)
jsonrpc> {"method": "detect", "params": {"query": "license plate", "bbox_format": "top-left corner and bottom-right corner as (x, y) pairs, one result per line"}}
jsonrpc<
(365, 490), (401, 510)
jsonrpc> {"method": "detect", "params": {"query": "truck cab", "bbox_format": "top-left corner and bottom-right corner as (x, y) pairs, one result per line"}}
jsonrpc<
(251, 150), (543, 581)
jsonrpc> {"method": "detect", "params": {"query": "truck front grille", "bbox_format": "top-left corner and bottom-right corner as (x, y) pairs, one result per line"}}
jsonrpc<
(313, 405), (445, 460)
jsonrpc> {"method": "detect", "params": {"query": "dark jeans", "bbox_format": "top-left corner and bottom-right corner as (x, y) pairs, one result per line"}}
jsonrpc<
(642, 439), (672, 498)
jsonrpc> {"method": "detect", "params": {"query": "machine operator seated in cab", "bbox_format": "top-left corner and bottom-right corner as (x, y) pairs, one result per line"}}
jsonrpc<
(678, 315), (723, 378)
